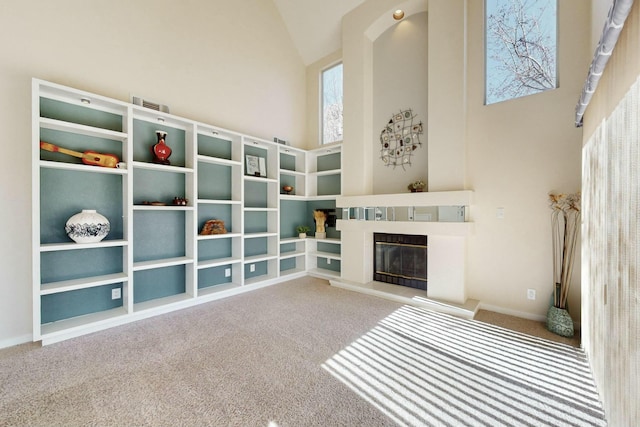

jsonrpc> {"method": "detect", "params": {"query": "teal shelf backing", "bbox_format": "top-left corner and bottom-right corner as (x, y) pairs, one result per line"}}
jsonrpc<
(244, 237), (268, 257)
(198, 162), (232, 200)
(244, 180), (269, 208)
(198, 238), (232, 262)
(317, 241), (341, 255)
(318, 257), (341, 272)
(133, 168), (186, 205)
(280, 200), (308, 238)
(41, 246), (123, 284)
(133, 265), (186, 303)
(280, 242), (297, 254)
(40, 97), (123, 132)
(279, 152), (296, 171)
(198, 265), (233, 289)
(280, 258), (297, 272)
(317, 152), (341, 172)
(40, 168), (124, 244)
(41, 283), (124, 324)
(317, 174), (341, 196)
(198, 134), (232, 159)
(133, 210), (186, 262)
(244, 211), (268, 234)
(244, 261), (268, 279)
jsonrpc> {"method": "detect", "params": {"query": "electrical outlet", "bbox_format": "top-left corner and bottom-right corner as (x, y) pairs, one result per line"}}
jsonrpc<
(327, 258), (331, 265)
(497, 207), (505, 219)
(225, 268), (231, 277)
(111, 288), (121, 300)
(250, 264), (255, 272)
(527, 289), (536, 300)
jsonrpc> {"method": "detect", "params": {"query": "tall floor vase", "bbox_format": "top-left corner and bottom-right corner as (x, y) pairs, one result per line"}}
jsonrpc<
(546, 290), (574, 338)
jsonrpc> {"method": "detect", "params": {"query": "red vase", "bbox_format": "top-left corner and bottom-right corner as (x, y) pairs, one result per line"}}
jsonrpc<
(152, 130), (171, 165)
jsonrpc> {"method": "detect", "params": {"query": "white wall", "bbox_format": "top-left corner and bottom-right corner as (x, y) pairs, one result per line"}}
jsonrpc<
(373, 12), (428, 194)
(0, 0), (305, 347)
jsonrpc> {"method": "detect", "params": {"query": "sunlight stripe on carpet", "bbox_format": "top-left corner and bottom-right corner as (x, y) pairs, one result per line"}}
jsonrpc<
(322, 305), (606, 427)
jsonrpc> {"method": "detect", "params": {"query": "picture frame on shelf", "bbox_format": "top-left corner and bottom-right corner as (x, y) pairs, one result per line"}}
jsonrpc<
(259, 157), (266, 177)
(246, 154), (260, 176)
(246, 154), (266, 177)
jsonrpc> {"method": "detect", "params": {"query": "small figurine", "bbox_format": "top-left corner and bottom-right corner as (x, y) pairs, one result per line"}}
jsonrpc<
(172, 197), (188, 206)
(314, 210), (327, 239)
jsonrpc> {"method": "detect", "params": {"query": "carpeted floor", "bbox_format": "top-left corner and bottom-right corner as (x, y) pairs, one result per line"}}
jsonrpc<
(0, 277), (604, 426)
(475, 309), (582, 348)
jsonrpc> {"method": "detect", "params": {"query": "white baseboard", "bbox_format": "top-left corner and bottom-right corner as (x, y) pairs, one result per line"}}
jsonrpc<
(0, 334), (32, 350)
(478, 303), (547, 322)
(479, 303), (582, 332)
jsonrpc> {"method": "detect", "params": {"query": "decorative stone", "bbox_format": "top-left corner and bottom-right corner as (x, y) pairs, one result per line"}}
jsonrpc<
(199, 219), (227, 235)
(546, 305), (574, 337)
(65, 210), (110, 243)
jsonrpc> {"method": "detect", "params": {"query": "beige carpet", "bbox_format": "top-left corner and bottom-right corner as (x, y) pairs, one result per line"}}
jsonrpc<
(475, 310), (582, 348)
(0, 277), (600, 426)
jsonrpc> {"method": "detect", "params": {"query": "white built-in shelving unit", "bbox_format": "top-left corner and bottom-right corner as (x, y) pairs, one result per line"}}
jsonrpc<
(32, 79), (342, 344)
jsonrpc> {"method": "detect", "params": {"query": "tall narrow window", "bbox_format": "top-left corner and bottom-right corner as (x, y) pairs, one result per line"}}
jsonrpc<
(321, 62), (343, 144)
(485, 0), (557, 105)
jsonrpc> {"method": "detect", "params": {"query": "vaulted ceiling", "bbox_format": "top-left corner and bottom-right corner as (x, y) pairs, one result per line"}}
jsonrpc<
(271, 0), (366, 65)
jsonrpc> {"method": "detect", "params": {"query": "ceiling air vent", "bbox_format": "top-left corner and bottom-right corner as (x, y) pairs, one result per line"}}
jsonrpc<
(131, 96), (170, 113)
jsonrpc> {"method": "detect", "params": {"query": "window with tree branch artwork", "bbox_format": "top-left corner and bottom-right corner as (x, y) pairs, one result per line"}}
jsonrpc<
(485, 0), (557, 105)
(321, 62), (343, 145)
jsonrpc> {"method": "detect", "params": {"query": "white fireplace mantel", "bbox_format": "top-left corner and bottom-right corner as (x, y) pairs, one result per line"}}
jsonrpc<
(334, 190), (473, 310)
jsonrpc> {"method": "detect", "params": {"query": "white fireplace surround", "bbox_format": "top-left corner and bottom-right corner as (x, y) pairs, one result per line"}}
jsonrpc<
(331, 190), (479, 318)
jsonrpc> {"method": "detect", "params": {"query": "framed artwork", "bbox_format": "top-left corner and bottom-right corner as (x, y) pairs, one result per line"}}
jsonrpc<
(246, 154), (266, 177)
(246, 154), (260, 176)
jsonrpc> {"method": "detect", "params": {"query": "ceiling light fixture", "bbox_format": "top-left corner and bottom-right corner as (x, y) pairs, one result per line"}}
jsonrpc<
(393, 9), (405, 20)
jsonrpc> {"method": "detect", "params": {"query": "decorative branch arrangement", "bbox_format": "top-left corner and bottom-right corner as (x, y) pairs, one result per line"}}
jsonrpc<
(549, 192), (581, 309)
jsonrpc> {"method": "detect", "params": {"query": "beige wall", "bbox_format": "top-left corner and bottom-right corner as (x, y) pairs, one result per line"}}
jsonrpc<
(591, 0), (613, 50)
(373, 11), (428, 194)
(465, 0), (590, 321)
(0, 0), (305, 346)
(427, 0), (466, 192)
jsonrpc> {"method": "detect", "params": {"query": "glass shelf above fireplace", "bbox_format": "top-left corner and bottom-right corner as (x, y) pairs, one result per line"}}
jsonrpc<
(342, 206), (466, 223)
(336, 190), (472, 223)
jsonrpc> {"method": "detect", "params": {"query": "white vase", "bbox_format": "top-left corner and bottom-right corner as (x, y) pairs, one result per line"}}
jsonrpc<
(65, 210), (110, 243)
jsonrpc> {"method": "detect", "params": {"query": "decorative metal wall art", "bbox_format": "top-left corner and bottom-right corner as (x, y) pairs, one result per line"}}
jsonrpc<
(379, 109), (423, 169)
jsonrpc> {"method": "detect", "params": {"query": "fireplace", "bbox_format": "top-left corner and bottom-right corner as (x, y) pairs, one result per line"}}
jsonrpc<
(373, 233), (427, 290)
